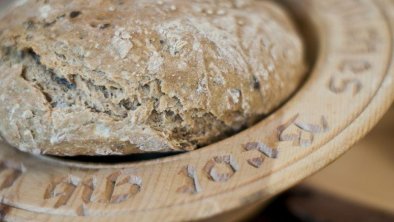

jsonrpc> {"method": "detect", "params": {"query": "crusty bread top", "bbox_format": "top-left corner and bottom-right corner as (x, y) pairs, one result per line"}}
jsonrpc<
(0, 0), (305, 155)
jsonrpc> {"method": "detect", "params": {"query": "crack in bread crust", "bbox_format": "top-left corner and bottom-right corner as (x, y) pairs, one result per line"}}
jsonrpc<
(0, 0), (306, 155)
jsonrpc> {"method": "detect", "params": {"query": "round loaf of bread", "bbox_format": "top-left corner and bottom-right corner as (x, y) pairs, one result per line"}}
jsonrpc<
(0, 0), (306, 155)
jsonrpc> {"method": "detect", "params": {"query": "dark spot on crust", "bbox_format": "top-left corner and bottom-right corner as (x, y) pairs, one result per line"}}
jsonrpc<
(165, 110), (175, 117)
(0, 204), (10, 221)
(43, 20), (56, 28)
(20, 66), (27, 80)
(53, 76), (76, 90)
(23, 19), (35, 30)
(120, 99), (140, 111)
(37, 84), (53, 104)
(69, 11), (81, 19)
(25, 48), (41, 64)
(252, 75), (260, 90)
(97, 85), (109, 98)
(98, 23), (111, 29)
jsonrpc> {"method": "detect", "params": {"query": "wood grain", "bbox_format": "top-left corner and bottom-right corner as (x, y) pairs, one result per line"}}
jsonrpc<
(0, 0), (393, 221)
(305, 106), (394, 213)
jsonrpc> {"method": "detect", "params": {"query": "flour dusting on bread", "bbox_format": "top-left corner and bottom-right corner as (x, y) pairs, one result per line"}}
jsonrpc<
(0, 0), (305, 155)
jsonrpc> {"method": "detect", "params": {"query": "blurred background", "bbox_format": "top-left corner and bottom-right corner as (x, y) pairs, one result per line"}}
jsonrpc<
(250, 105), (394, 221)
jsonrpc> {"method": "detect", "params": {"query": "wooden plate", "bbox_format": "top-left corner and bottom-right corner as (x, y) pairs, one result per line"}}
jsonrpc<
(0, 0), (393, 221)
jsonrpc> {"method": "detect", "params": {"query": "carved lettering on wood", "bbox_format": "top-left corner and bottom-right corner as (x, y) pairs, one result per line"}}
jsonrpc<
(204, 155), (239, 182)
(277, 114), (300, 143)
(81, 177), (96, 204)
(243, 142), (278, 168)
(109, 173), (142, 204)
(278, 115), (329, 148)
(0, 161), (25, 191)
(343, 28), (379, 53)
(247, 157), (264, 168)
(44, 175), (80, 208)
(318, 1), (380, 53)
(93, 171), (142, 204)
(244, 142), (278, 159)
(177, 165), (202, 194)
(45, 172), (142, 208)
(76, 204), (87, 217)
(329, 77), (362, 95)
(338, 60), (371, 74)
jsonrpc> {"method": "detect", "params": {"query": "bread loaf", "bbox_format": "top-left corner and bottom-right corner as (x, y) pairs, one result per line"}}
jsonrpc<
(0, 0), (306, 155)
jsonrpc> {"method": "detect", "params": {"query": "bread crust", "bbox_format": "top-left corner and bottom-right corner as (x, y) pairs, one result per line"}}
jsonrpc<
(0, 0), (306, 155)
